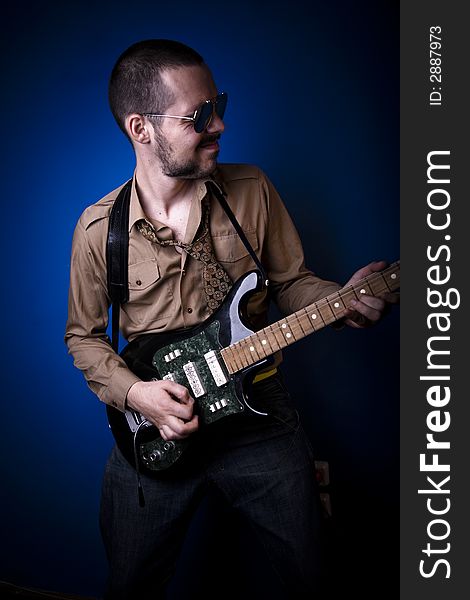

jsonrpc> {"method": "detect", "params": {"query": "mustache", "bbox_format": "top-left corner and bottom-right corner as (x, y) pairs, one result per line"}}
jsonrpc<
(198, 134), (221, 146)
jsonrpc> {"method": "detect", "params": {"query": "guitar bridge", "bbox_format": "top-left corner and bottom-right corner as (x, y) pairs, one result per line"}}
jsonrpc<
(124, 409), (150, 433)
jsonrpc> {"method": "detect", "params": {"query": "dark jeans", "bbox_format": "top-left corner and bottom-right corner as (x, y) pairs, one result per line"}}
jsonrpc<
(99, 374), (325, 599)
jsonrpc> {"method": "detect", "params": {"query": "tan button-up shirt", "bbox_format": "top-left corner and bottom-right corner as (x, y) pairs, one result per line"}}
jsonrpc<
(65, 164), (341, 410)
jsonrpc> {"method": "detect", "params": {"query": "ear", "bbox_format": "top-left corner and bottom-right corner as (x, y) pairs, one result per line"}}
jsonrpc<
(125, 114), (152, 144)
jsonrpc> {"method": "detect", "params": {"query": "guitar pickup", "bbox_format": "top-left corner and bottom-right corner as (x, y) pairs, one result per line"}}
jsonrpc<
(209, 398), (229, 412)
(182, 362), (206, 398)
(204, 350), (228, 387)
(164, 348), (182, 363)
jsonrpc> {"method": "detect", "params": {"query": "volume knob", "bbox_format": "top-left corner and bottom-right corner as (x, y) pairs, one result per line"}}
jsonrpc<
(148, 450), (162, 462)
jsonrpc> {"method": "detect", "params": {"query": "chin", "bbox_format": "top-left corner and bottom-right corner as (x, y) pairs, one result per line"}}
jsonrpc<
(198, 154), (219, 176)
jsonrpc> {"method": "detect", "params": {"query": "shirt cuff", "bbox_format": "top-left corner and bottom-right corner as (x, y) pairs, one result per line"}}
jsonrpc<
(100, 364), (141, 412)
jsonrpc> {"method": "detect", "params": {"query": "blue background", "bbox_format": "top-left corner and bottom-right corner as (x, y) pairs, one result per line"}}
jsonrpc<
(0, 1), (399, 598)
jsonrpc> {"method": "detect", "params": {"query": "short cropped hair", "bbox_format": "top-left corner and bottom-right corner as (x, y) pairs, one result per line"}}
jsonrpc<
(108, 39), (204, 136)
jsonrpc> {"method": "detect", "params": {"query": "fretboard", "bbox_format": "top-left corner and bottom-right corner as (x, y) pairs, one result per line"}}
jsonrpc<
(221, 261), (400, 375)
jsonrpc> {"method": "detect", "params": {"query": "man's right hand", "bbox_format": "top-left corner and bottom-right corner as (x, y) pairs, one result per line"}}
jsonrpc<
(126, 380), (199, 441)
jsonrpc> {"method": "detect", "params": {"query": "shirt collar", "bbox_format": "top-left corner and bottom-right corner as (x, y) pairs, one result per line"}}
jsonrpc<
(127, 169), (226, 233)
(128, 175), (148, 232)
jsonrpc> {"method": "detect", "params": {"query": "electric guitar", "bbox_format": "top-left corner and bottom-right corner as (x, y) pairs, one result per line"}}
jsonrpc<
(107, 261), (400, 476)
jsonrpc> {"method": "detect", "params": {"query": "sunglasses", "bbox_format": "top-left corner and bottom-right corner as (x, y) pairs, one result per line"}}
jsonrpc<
(142, 92), (228, 133)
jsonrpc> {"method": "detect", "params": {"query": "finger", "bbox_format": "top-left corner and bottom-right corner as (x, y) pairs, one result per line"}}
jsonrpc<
(346, 260), (389, 286)
(368, 259), (388, 272)
(163, 415), (199, 440)
(160, 380), (193, 404)
(351, 292), (399, 315)
(351, 295), (385, 311)
(348, 299), (382, 323)
(358, 260), (388, 278)
(344, 316), (366, 329)
(182, 414), (199, 433)
(159, 424), (171, 441)
(158, 393), (194, 421)
(171, 398), (194, 421)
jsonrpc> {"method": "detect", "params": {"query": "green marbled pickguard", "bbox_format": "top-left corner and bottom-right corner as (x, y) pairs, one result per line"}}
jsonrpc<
(152, 321), (244, 425)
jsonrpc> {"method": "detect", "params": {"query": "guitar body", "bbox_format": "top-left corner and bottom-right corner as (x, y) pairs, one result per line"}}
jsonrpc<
(106, 270), (271, 475)
(106, 259), (401, 476)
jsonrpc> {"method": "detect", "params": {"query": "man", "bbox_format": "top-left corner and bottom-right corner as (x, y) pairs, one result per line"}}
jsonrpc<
(65, 39), (397, 599)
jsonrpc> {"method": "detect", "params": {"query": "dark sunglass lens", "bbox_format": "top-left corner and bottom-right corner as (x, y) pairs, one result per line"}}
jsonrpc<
(193, 93), (228, 132)
(215, 93), (228, 119)
(194, 101), (213, 133)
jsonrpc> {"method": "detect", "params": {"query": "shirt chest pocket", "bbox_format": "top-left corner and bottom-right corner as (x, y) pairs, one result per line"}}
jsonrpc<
(128, 259), (160, 291)
(212, 230), (259, 281)
(212, 230), (258, 263)
(123, 258), (176, 326)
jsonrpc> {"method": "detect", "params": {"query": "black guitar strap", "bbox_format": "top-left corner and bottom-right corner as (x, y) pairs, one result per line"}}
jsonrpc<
(206, 179), (269, 286)
(107, 179), (132, 353)
(106, 177), (268, 353)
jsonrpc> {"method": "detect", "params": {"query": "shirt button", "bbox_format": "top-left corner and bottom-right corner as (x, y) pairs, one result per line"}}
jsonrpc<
(187, 307), (193, 313)
(181, 269), (186, 276)
(136, 280), (142, 286)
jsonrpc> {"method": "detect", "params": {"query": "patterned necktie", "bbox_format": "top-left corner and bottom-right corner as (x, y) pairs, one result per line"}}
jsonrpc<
(137, 197), (232, 313)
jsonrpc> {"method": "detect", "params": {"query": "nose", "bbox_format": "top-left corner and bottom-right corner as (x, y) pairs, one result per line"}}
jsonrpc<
(206, 110), (225, 135)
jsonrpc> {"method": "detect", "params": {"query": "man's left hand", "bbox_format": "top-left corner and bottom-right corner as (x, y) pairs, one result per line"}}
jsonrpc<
(342, 260), (399, 328)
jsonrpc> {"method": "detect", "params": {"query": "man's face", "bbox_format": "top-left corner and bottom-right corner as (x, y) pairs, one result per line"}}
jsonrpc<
(150, 65), (224, 179)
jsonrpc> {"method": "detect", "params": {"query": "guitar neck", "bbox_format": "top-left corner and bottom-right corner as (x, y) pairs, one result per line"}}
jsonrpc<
(221, 261), (400, 375)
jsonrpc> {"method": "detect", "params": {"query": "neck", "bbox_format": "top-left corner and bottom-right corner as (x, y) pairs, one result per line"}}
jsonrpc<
(135, 160), (198, 218)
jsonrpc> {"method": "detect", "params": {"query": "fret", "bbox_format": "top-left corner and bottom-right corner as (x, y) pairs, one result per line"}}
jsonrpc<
(222, 345), (240, 374)
(219, 347), (232, 373)
(244, 337), (261, 362)
(312, 302), (328, 329)
(339, 288), (356, 311)
(289, 314), (305, 340)
(257, 329), (274, 356)
(260, 328), (276, 355)
(232, 346), (243, 371)
(317, 301), (335, 325)
(254, 330), (276, 355)
(289, 313), (305, 341)
(306, 305), (321, 330)
(379, 271), (391, 292)
(269, 322), (287, 351)
(326, 293), (346, 319)
(251, 333), (266, 357)
(240, 339), (256, 366)
(349, 286), (361, 302)
(232, 345), (246, 371)
(233, 348), (244, 370)
(221, 344), (233, 365)
(298, 308), (313, 335)
(367, 275), (387, 296)
(278, 319), (296, 345)
(381, 265), (399, 291)
(263, 325), (280, 354)
(238, 336), (255, 365)
(232, 340), (250, 369)
(352, 281), (373, 298)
